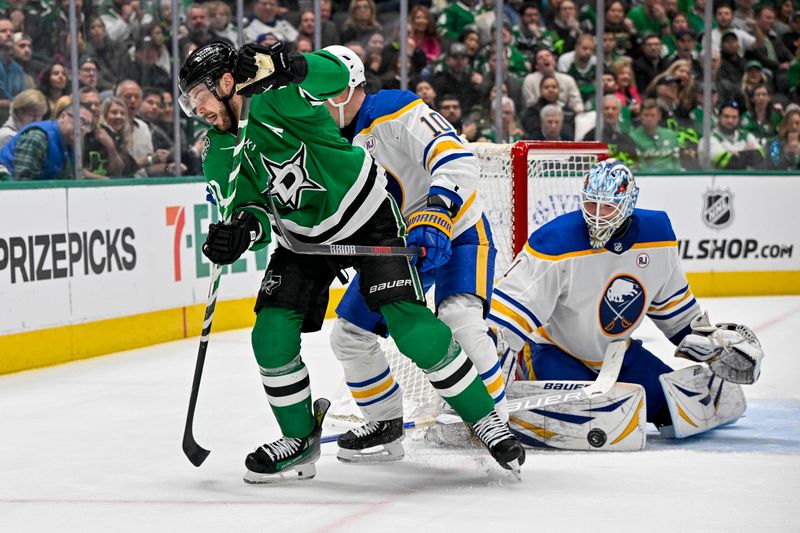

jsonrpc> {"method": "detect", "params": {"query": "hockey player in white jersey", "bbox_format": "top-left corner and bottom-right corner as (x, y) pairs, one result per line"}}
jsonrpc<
(321, 45), (515, 464)
(489, 159), (764, 450)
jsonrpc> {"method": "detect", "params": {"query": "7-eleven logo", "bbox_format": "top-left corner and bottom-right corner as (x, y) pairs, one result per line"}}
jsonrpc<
(166, 205), (186, 281)
(166, 203), (269, 282)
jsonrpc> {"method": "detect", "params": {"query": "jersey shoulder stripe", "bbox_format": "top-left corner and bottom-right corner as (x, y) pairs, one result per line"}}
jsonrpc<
(526, 210), (594, 259)
(357, 90), (423, 135)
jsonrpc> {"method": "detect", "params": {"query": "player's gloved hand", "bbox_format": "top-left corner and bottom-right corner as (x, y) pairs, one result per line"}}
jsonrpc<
(406, 203), (453, 272)
(234, 43), (308, 96)
(202, 210), (261, 265)
(675, 312), (764, 384)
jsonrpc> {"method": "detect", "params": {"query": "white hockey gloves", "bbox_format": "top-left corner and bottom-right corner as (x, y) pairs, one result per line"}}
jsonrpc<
(675, 312), (764, 385)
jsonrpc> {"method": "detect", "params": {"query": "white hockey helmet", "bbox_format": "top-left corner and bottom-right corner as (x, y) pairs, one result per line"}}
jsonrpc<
(323, 45), (366, 127)
(580, 158), (639, 249)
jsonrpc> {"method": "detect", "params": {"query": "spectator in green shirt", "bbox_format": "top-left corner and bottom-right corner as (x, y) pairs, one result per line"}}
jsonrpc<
(630, 98), (681, 171)
(628, 0), (669, 37)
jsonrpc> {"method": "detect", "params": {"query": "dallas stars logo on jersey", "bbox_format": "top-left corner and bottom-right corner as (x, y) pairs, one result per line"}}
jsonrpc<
(262, 145), (325, 209)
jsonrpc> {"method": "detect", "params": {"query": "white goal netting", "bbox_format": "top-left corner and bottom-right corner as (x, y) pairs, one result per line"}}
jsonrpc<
(326, 142), (608, 431)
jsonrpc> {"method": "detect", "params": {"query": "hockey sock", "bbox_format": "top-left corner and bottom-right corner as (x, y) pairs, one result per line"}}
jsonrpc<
(381, 300), (494, 424)
(252, 307), (314, 438)
(424, 342), (494, 424)
(380, 300), (452, 369)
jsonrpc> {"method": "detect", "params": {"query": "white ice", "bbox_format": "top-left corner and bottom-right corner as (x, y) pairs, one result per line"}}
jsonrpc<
(1, 296), (799, 533)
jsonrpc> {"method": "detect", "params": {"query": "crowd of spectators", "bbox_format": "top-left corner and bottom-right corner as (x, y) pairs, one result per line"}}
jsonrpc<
(1, 0), (800, 180)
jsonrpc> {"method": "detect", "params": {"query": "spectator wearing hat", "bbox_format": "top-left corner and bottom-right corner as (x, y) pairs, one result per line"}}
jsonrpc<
(77, 57), (99, 92)
(718, 32), (746, 99)
(430, 42), (483, 115)
(669, 29), (703, 80)
(244, 0), (299, 45)
(0, 89), (46, 147)
(128, 34), (171, 92)
(522, 47), (583, 112)
(741, 59), (772, 98)
(750, 4), (793, 94)
(633, 33), (669, 94)
(709, 3), (758, 58)
(629, 98), (681, 172)
(701, 100), (764, 170)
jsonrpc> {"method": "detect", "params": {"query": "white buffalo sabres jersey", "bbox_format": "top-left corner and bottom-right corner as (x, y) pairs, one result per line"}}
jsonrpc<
(488, 209), (701, 369)
(349, 90), (482, 237)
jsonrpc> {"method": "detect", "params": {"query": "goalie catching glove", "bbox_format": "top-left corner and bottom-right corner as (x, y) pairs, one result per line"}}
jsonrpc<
(675, 312), (764, 384)
(406, 195), (455, 272)
(202, 210), (261, 265)
(234, 43), (308, 96)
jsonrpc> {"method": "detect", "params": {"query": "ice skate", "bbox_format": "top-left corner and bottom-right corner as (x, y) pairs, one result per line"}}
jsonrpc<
(337, 417), (405, 463)
(244, 398), (330, 484)
(470, 410), (525, 475)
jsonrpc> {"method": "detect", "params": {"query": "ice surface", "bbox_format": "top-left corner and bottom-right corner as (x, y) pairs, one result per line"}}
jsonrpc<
(1, 296), (798, 532)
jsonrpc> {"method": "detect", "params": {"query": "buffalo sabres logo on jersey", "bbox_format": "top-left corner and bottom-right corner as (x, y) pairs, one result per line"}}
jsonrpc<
(262, 145), (325, 209)
(599, 274), (646, 336)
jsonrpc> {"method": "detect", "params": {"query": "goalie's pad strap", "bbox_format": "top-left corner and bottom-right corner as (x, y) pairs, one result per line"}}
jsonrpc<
(507, 380), (647, 451)
(659, 365), (746, 438)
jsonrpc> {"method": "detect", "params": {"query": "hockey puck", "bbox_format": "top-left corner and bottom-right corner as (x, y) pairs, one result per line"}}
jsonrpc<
(587, 429), (607, 448)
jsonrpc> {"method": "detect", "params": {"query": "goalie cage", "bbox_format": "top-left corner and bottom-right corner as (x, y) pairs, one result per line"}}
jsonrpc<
(327, 141), (609, 435)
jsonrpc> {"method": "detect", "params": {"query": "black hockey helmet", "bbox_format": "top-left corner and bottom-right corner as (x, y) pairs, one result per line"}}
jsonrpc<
(178, 41), (237, 117)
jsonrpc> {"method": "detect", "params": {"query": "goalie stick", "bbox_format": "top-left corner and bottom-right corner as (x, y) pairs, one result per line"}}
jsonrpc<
(320, 339), (627, 444)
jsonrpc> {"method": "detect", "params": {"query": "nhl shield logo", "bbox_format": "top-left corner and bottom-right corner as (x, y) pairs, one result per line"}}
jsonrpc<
(702, 188), (734, 229)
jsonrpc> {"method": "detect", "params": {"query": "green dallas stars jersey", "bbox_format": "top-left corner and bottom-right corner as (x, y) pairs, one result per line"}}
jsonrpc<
(202, 50), (388, 250)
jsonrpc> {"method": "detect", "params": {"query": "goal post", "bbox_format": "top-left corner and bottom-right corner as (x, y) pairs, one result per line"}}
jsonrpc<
(326, 141), (609, 431)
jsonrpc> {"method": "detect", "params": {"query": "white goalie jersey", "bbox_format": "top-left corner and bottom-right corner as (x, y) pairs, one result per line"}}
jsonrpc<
(348, 90), (482, 235)
(488, 208), (702, 367)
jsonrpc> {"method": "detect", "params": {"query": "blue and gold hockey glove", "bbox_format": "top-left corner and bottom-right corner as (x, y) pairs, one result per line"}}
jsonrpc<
(407, 201), (453, 272)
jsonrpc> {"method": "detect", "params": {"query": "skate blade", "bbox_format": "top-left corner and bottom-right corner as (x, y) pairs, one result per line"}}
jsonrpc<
(505, 459), (522, 481)
(337, 442), (405, 464)
(243, 463), (317, 484)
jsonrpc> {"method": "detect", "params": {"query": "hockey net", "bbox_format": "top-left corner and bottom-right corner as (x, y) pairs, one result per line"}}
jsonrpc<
(326, 141), (608, 431)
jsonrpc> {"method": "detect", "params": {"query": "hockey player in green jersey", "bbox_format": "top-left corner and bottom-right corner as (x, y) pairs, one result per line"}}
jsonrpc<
(178, 41), (524, 483)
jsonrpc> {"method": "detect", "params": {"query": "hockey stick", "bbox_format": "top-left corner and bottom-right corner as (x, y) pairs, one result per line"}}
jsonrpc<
(265, 192), (424, 257)
(182, 88), (259, 466)
(320, 339), (627, 444)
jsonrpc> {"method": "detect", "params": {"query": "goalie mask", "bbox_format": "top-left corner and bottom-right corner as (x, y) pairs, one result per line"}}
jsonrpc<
(322, 45), (366, 128)
(580, 159), (639, 249)
(178, 42), (238, 129)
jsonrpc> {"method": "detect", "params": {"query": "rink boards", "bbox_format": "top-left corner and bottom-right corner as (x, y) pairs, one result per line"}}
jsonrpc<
(0, 173), (798, 374)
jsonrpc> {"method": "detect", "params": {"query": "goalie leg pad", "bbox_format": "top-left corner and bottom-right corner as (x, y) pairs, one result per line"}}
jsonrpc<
(330, 318), (404, 421)
(507, 380), (647, 451)
(439, 294), (508, 422)
(659, 365), (746, 439)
